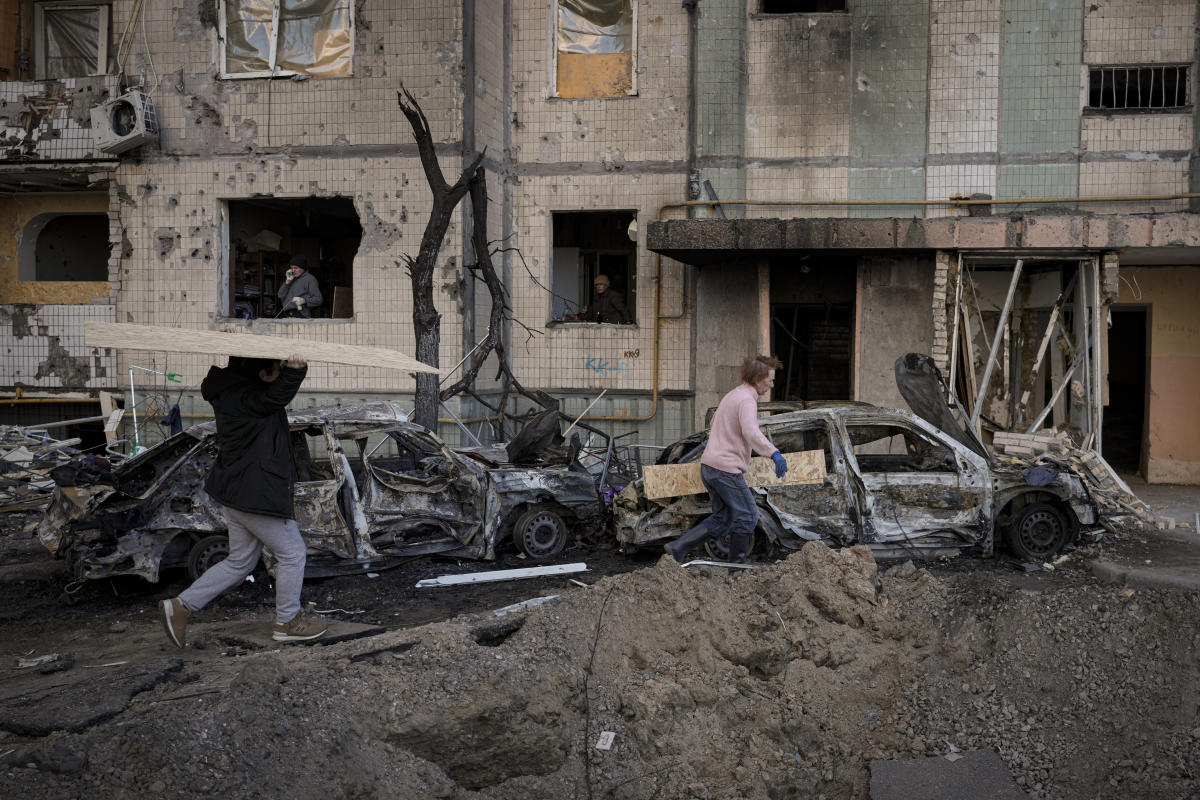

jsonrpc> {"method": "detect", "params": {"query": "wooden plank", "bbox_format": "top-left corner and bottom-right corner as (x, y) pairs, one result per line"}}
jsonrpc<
(642, 450), (826, 500)
(84, 322), (444, 374)
(99, 391), (122, 443)
(103, 409), (125, 437)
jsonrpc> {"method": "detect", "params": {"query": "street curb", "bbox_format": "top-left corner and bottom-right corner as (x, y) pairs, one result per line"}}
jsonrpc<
(1089, 560), (1200, 592)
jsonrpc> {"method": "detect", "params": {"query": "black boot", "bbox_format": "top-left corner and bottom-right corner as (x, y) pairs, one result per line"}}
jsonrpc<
(664, 524), (714, 564)
(729, 532), (751, 564)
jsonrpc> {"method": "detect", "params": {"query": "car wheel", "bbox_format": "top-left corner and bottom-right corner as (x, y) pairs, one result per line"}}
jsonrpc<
(512, 507), (568, 560)
(1005, 502), (1069, 561)
(186, 535), (230, 582)
(703, 529), (759, 561)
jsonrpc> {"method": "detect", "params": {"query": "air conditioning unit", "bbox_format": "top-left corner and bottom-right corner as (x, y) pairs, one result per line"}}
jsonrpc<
(91, 90), (158, 155)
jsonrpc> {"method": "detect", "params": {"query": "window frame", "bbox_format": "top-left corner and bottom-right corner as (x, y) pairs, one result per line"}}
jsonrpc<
(551, 0), (638, 99)
(34, 1), (111, 80)
(1084, 64), (1191, 113)
(217, 0), (356, 80)
(549, 209), (638, 325)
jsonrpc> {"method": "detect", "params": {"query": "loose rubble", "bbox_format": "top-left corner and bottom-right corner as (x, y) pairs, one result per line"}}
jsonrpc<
(0, 427), (81, 513)
(1, 541), (1195, 799)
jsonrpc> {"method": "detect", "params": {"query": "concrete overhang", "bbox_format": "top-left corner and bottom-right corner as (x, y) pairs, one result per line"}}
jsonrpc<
(0, 161), (117, 193)
(646, 213), (1200, 266)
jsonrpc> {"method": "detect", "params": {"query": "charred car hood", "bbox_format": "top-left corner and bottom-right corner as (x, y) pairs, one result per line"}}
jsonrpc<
(895, 353), (991, 464)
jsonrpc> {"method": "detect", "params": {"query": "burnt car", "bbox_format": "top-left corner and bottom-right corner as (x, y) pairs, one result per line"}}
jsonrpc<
(614, 356), (1099, 562)
(38, 402), (604, 583)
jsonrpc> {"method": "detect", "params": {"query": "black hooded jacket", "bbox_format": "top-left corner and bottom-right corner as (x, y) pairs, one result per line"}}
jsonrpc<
(200, 362), (306, 518)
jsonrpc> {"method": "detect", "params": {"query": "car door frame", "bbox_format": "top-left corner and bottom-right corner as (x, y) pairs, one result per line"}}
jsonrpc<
(836, 412), (994, 552)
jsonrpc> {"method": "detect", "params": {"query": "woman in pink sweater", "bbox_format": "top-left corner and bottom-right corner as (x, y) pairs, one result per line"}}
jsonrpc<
(664, 355), (788, 564)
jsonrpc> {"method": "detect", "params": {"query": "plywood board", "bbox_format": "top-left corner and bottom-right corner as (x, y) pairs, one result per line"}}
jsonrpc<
(642, 451), (826, 500)
(84, 322), (444, 374)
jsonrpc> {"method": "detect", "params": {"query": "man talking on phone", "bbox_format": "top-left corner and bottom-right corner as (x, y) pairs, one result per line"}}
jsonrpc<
(277, 254), (322, 318)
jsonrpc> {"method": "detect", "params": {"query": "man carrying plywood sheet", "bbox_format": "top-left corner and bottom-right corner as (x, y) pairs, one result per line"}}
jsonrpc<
(161, 353), (327, 649)
(663, 354), (790, 565)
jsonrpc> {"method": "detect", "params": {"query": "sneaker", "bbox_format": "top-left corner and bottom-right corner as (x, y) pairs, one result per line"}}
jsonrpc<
(272, 613), (327, 642)
(160, 597), (190, 648)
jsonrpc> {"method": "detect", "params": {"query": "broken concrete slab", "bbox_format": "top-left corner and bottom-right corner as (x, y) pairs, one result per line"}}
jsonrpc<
(870, 749), (1028, 800)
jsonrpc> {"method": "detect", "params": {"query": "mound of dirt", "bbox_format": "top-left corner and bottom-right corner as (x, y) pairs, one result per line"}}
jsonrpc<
(1, 542), (1197, 799)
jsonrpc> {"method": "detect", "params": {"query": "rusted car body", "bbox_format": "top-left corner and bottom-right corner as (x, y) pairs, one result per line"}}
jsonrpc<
(613, 404), (1098, 562)
(39, 402), (604, 583)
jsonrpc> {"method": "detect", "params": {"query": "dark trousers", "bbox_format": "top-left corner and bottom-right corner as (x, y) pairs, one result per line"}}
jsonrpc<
(686, 464), (758, 546)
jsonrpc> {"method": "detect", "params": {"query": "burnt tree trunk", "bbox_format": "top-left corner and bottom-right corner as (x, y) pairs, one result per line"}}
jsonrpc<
(397, 88), (483, 431)
(440, 168), (556, 433)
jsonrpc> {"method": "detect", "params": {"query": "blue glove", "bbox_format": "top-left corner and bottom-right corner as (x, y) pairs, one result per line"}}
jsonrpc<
(771, 451), (787, 479)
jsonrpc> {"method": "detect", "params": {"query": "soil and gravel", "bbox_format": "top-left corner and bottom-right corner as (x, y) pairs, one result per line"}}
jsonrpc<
(0, 512), (1197, 800)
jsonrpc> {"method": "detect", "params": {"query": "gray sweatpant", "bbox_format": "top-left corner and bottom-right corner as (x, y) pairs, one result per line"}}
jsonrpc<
(179, 504), (307, 624)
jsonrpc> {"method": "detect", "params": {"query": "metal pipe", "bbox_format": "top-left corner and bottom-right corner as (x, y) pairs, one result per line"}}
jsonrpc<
(972, 260), (1023, 426)
(439, 402), (483, 447)
(129, 367), (140, 453)
(1025, 351), (1084, 434)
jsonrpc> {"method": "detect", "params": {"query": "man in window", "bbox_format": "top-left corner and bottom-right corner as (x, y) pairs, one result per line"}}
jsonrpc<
(277, 255), (322, 318)
(575, 273), (631, 324)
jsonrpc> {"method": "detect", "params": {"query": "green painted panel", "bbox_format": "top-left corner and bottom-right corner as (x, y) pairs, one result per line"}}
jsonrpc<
(1000, 0), (1083, 154)
(849, 167), (926, 218)
(850, 0), (929, 159)
(997, 164), (1079, 210)
(695, 0), (746, 160)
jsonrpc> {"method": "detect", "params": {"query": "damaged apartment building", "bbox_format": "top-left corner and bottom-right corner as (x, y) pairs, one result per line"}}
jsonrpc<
(1, 1), (1199, 484)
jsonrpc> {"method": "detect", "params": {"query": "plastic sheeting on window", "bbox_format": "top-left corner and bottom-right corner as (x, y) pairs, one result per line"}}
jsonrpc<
(558, 0), (631, 55)
(224, 0), (351, 77)
(43, 8), (100, 78)
(224, 0), (275, 74)
(277, 0), (351, 78)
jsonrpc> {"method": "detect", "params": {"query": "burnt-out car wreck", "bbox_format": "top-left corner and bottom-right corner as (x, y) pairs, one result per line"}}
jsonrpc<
(614, 355), (1100, 563)
(38, 403), (605, 583)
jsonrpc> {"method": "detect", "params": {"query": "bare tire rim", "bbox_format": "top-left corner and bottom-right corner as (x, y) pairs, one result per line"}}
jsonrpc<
(1017, 508), (1064, 557)
(520, 512), (565, 558)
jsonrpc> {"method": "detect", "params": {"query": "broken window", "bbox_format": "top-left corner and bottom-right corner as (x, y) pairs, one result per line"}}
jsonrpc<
(219, 0), (353, 79)
(555, 0), (635, 98)
(551, 210), (637, 324)
(34, 1), (112, 79)
(224, 197), (361, 319)
(760, 0), (847, 12)
(848, 423), (955, 474)
(18, 212), (109, 281)
(1087, 66), (1190, 111)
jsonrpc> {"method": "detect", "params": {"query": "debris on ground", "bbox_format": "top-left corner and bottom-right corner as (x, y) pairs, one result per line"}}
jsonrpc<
(1, 540), (1196, 799)
(0, 427), (82, 513)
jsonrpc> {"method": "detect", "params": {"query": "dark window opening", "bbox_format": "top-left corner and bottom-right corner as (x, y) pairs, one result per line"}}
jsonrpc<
(766, 423), (836, 471)
(20, 213), (109, 281)
(761, 0), (847, 12)
(226, 197), (361, 320)
(1088, 66), (1190, 110)
(848, 424), (955, 474)
(551, 210), (637, 325)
